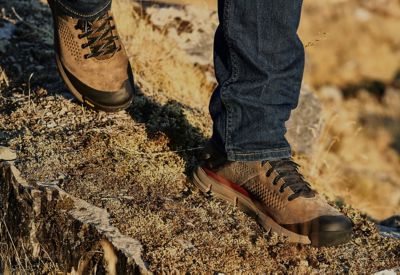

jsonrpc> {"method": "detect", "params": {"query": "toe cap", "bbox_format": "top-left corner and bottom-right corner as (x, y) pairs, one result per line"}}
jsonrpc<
(314, 215), (353, 233)
(310, 215), (353, 247)
(62, 63), (134, 111)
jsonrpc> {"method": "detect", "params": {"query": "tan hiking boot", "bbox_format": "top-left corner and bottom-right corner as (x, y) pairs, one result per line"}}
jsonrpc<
(193, 143), (352, 247)
(49, 0), (134, 112)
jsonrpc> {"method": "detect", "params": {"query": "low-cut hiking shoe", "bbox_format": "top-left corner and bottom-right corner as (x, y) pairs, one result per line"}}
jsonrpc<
(193, 144), (352, 247)
(49, 0), (134, 112)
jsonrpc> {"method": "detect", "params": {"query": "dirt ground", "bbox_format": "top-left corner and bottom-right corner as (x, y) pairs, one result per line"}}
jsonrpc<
(0, 0), (399, 273)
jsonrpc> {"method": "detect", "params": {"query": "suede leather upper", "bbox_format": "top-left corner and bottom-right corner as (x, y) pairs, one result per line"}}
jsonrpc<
(54, 10), (130, 92)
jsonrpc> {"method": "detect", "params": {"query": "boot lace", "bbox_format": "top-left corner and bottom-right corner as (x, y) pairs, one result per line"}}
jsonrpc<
(263, 158), (315, 201)
(75, 12), (121, 59)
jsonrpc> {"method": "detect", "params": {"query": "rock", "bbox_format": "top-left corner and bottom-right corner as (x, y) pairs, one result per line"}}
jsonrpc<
(286, 86), (323, 155)
(377, 216), (400, 240)
(374, 268), (400, 275)
(0, 146), (17, 160)
(380, 216), (400, 229)
(0, 20), (16, 54)
(377, 226), (400, 239)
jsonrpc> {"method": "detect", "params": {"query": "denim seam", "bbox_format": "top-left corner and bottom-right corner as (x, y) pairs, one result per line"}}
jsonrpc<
(220, 0), (239, 154)
(228, 147), (292, 161)
(55, 0), (111, 18)
(233, 147), (291, 155)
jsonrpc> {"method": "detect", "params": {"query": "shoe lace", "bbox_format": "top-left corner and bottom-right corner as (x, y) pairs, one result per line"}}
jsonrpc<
(75, 12), (121, 59)
(263, 158), (315, 201)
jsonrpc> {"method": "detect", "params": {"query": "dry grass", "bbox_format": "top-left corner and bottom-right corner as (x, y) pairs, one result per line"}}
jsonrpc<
(0, 66), (9, 88)
(0, 0), (399, 273)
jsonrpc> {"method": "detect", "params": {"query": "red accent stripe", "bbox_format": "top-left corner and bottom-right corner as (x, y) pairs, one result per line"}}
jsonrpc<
(203, 168), (251, 198)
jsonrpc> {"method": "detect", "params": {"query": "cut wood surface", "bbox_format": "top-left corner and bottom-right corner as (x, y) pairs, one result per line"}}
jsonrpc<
(0, 162), (150, 274)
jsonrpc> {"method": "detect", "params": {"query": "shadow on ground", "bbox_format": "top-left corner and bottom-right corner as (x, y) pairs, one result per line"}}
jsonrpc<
(128, 86), (207, 175)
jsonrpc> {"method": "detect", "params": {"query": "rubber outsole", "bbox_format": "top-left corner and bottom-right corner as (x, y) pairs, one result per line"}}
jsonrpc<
(55, 54), (133, 113)
(193, 167), (352, 247)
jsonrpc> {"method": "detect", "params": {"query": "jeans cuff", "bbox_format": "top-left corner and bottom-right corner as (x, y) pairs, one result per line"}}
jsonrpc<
(55, 0), (112, 19)
(226, 147), (292, 162)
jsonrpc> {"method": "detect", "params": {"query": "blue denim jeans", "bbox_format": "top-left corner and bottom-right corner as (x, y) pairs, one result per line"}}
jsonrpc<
(57, 0), (305, 161)
(55, 0), (111, 19)
(211, 0), (304, 161)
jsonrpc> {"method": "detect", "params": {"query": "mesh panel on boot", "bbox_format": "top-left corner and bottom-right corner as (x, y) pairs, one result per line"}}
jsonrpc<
(243, 177), (285, 210)
(58, 20), (82, 63)
(225, 162), (255, 185)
